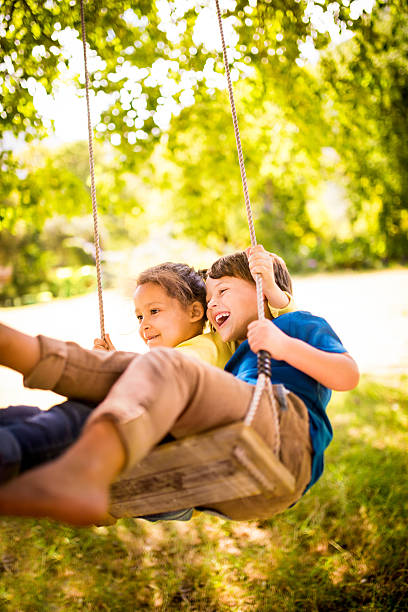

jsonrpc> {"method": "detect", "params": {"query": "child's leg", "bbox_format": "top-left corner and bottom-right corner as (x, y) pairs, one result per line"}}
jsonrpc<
(0, 323), (40, 376)
(0, 405), (43, 482)
(0, 348), (312, 525)
(0, 400), (93, 483)
(0, 348), (296, 525)
(0, 419), (125, 526)
(24, 336), (137, 401)
(0, 349), (253, 524)
(0, 405), (42, 424)
(91, 352), (312, 519)
(0, 323), (138, 402)
(84, 348), (258, 470)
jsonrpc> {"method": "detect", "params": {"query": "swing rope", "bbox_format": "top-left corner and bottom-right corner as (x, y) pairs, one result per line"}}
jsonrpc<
(80, 0), (105, 340)
(79, 0), (281, 458)
(214, 0), (280, 456)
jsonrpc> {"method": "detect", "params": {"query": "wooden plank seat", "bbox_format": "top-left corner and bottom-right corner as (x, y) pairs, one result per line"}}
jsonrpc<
(109, 422), (295, 518)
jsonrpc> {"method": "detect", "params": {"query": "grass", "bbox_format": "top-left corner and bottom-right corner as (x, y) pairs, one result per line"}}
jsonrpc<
(0, 375), (407, 611)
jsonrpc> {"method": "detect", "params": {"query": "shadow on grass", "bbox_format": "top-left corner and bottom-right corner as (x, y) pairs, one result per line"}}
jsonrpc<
(257, 442), (407, 611)
(0, 377), (406, 611)
(257, 377), (408, 611)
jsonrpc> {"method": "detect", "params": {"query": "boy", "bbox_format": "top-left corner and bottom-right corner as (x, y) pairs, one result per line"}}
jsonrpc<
(0, 249), (359, 525)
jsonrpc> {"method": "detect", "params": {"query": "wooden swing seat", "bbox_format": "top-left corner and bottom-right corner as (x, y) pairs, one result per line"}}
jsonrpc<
(109, 422), (295, 518)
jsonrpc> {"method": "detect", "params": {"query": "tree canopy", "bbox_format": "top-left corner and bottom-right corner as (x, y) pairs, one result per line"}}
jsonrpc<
(0, 1), (346, 150)
(0, 0), (406, 300)
(320, 0), (408, 261)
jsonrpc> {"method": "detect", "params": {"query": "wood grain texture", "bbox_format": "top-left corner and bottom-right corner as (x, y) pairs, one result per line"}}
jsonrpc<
(109, 423), (295, 518)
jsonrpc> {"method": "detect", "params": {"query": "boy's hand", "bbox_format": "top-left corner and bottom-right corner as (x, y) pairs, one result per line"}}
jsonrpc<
(93, 333), (116, 351)
(247, 319), (289, 360)
(246, 245), (289, 309)
(246, 245), (275, 294)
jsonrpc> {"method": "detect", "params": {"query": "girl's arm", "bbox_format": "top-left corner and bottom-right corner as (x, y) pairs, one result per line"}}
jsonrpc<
(247, 319), (359, 391)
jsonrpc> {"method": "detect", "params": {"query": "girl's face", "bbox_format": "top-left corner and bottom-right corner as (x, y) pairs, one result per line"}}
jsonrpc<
(134, 282), (204, 349)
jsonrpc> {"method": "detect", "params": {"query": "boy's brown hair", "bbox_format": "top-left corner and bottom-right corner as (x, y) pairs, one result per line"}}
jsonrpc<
(206, 251), (293, 295)
(136, 262), (207, 327)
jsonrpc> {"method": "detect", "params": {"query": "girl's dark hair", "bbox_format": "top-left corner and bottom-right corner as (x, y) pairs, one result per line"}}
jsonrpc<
(207, 251), (293, 294)
(136, 262), (207, 325)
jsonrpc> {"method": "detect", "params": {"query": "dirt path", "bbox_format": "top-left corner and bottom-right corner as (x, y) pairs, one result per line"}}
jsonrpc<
(1, 268), (407, 408)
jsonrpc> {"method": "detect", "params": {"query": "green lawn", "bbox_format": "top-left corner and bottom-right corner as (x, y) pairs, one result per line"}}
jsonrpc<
(0, 376), (407, 611)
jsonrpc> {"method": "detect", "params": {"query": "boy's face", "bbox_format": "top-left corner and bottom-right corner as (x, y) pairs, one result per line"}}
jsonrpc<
(206, 275), (258, 343)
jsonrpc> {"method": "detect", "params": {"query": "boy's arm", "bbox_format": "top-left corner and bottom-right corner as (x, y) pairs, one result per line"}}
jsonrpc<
(247, 320), (359, 391)
(246, 245), (291, 311)
(268, 291), (293, 318)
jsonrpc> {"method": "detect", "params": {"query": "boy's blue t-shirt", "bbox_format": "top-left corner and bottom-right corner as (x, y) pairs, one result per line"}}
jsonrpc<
(224, 310), (347, 491)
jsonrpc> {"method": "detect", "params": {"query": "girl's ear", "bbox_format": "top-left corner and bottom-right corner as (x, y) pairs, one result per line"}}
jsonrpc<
(190, 301), (205, 322)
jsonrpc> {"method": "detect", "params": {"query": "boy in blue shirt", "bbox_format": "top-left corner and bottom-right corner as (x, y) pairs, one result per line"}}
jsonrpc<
(0, 248), (359, 525)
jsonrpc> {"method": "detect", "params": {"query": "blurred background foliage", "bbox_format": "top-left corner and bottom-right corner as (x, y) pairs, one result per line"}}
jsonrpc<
(0, 0), (407, 303)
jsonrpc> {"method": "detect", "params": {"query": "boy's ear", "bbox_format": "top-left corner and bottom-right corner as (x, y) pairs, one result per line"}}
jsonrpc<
(190, 301), (205, 322)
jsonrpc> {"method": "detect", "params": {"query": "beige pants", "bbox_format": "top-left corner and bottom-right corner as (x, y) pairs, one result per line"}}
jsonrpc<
(25, 335), (312, 520)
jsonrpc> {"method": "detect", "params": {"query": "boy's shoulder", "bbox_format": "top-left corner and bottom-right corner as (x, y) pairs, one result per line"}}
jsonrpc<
(274, 309), (328, 328)
(274, 310), (345, 352)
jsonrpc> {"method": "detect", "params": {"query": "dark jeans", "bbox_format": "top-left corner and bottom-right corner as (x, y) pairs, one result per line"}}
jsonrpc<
(0, 401), (93, 483)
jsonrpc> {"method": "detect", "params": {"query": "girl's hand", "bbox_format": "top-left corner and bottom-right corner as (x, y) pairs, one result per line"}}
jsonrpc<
(247, 319), (289, 360)
(93, 333), (116, 352)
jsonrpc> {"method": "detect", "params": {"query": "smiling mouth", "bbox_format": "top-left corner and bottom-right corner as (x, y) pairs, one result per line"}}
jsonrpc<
(145, 335), (160, 343)
(215, 312), (230, 327)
